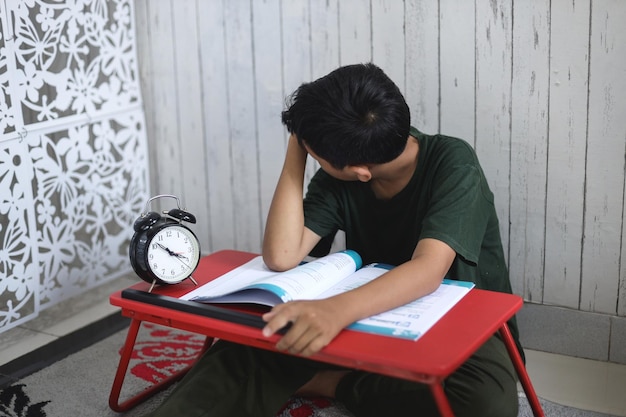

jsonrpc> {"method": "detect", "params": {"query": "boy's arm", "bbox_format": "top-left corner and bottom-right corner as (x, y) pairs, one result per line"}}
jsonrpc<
(262, 237), (456, 356)
(262, 134), (322, 271)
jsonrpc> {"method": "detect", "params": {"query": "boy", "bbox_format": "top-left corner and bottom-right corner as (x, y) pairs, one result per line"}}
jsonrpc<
(145, 63), (522, 417)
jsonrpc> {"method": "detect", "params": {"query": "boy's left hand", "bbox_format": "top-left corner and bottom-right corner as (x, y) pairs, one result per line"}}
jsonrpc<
(262, 298), (347, 357)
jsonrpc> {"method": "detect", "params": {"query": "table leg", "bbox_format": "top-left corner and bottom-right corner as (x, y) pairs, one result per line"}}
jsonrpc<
(429, 382), (455, 417)
(108, 318), (214, 412)
(499, 324), (545, 417)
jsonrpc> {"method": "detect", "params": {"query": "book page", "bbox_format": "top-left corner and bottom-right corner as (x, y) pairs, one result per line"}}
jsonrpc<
(182, 251), (361, 304)
(315, 263), (390, 298)
(180, 256), (274, 300)
(260, 251), (359, 301)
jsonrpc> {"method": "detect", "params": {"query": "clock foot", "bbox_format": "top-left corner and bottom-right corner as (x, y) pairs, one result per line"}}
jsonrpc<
(189, 276), (198, 286)
(148, 279), (157, 293)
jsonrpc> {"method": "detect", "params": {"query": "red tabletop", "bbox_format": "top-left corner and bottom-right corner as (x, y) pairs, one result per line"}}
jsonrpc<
(110, 250), (523, 383)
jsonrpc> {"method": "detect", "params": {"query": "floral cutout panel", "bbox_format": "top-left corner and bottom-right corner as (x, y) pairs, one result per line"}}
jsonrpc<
(0, 0), (149, 332)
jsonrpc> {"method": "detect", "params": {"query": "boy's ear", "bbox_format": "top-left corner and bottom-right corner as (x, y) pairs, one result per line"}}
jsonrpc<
(348, 165), (372, 182)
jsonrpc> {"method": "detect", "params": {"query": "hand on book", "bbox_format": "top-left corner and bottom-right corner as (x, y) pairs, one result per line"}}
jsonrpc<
(262, 298), (348, 357)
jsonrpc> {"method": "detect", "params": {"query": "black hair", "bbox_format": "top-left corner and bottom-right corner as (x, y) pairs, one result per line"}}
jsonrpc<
(281, 63), (410, 169)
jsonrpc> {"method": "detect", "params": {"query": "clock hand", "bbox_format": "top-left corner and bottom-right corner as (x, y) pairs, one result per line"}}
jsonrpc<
(167, 249), (188, 259)
(156, 243), (176, 256)
(171, 253), (192, 269)
(174, 252), (190, 261)
(156, 243), (192, 268)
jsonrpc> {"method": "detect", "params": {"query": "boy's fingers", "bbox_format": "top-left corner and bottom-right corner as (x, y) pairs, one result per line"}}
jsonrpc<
(285, 329), (322, 356)
(262, 305), (293, 337)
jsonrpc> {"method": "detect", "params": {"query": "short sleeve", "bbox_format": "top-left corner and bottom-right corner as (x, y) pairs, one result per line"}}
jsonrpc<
(419, 156), (494, 265)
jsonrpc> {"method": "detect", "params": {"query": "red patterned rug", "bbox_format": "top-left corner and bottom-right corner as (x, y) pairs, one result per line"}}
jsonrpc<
(121, 323), (352, 416)
(123, 323), (207, 386)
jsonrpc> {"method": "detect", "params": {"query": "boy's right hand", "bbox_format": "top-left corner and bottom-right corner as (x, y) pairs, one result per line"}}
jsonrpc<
(262, 297), (349, 357)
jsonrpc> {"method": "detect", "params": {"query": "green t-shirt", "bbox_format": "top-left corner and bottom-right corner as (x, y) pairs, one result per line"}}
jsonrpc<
(303, 127), (522, 353)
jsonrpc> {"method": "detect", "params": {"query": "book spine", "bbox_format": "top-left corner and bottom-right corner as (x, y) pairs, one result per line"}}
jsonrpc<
(340, 250), (363, 269)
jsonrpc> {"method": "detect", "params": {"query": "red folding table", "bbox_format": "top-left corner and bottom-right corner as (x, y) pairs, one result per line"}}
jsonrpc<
(109, 250), (544, 417)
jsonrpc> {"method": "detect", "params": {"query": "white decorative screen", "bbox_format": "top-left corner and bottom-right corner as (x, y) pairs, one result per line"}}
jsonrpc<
(0, 0), (149, 332)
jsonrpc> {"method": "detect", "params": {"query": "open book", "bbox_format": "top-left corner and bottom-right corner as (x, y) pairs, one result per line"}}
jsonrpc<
(181, 250), (474, 341)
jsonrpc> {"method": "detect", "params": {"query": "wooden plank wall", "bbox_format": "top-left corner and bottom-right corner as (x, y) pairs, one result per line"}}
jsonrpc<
(133, 0), (626, 317)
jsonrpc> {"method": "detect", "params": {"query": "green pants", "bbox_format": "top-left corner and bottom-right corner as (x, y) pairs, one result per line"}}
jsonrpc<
(142, 334), (518, 417)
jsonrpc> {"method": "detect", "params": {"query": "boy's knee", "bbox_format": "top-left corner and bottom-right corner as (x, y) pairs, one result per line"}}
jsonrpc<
(448, 335), (519, 417)
(466, 387), (518, 417)
(447, 375), (518, 417)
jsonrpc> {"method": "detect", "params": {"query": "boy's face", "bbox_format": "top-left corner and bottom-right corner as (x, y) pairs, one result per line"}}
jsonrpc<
(303, 144), (362, 181)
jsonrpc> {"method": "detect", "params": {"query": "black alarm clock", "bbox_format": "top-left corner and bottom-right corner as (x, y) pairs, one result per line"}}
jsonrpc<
(129, 194), (201, 292)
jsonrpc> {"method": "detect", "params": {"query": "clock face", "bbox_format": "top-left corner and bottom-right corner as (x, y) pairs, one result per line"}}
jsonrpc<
(146, 225), (200, 283)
